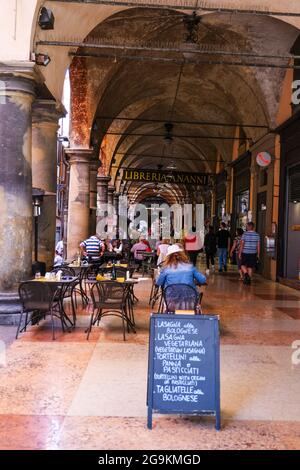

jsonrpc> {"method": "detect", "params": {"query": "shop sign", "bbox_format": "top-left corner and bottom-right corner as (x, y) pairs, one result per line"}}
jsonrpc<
(123, 169), (215, 186)
(256, 152), (272, 167)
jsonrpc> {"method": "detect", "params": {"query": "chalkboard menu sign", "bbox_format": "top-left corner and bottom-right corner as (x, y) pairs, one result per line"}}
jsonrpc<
(147, 313), (220, 430)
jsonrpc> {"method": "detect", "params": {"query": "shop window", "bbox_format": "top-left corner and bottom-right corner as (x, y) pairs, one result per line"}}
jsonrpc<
(285, 164), (300, 279)
(217, 199), (226, 222)
(289, 165), (300, 203)
(235, 190), (250, 230)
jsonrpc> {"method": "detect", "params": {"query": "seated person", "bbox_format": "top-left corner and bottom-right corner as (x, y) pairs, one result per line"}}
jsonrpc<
(157, 239), (170, 267)
(156, 244), (206, 291)
(112, 239), (123, 256)
(104, 238), (113, 253)
(131, 236), (148, 268)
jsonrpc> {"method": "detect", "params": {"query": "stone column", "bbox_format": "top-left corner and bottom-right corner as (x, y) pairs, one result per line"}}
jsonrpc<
(89, 161), (99, 235)
(96, 175), (111, 236)
(108, 186), (115, 207)
(225, 166), (232, 217)
(65, 149), (94, 260)
(32, 100), (64, 269)
(113, 192), (120, 215)
(113, 192), (121, 237)
(0, 64), (39, 319)
(107, 185), (115, 236)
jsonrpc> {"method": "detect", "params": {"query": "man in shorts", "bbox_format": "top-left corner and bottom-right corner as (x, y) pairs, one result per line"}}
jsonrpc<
(238, 222), (260, 285)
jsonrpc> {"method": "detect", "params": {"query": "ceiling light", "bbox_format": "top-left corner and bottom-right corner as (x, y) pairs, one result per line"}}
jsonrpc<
(166, 161), (177, 171)
(164, 122), (174, 146)
(183, 11), (201, 45)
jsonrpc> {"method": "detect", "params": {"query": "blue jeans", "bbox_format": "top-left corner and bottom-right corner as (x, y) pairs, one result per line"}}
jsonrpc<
(218, 248), (228, 270)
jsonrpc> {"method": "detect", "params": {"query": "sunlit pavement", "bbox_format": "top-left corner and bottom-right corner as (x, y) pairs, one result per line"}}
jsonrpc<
(0, 265), (299, 450)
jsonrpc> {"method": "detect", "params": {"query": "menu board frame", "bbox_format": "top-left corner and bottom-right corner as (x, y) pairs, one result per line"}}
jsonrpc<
(147, 313), (221, 430)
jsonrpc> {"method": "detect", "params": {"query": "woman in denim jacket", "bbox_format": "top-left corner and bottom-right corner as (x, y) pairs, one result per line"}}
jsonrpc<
(156, 244), (206, 290)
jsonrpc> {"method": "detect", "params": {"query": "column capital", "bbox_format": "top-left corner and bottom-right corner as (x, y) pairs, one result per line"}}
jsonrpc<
(32, 100), (66, 125)
(0, 61), (43, 98)
(65, 148), (95, 165)
(97, 175), (111, 186)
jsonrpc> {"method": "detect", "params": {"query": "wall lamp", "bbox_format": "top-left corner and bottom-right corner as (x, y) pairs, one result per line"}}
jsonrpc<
(38, 7), (55, 30)
(34, 53), (51, 67)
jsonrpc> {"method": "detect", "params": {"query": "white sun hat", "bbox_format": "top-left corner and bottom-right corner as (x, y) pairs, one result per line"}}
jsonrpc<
(167, 244), (183, 256)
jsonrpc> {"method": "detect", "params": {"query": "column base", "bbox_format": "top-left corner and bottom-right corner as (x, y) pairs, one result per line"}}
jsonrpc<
(0, 292), (21, 325)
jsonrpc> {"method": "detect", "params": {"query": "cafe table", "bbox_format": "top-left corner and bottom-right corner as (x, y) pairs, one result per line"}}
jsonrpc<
(100, 263), (129, 269)
(29, 276), (78, 327)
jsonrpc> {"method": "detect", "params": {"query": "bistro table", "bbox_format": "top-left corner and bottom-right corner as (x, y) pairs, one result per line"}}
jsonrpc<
(29, 276), (78, 327)
(100, 262), (129, 269)
(86, 276), (139, 329)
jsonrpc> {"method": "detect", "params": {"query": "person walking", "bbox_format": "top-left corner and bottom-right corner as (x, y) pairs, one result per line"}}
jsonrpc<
(216, 222), (231, 272)
(239, 222), (260, 285)
(184, 227), (203, 266)
(204, 225), (217, 275)
(230, 228), (244, 280)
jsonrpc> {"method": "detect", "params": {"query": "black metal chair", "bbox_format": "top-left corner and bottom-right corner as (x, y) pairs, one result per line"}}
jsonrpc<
(163, 283), (201, 314)
(82, 265), (98, 297)
(149, 269), (162, 309)
(52, 266), (76, 277)
(87, 281), (135, 341)
(51, 266), (79, 324)
(16, 282), (64, 340)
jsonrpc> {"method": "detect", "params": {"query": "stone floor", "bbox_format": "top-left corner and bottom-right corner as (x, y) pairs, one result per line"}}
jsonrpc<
(0, 264), (300, 450)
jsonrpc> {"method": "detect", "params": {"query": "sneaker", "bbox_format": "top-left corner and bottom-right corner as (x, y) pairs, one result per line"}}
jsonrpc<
(224, 265), (227, 272)
(243, 273), (251, 285)
(205, 269), (210, 276)
(218, 269), (223, 273)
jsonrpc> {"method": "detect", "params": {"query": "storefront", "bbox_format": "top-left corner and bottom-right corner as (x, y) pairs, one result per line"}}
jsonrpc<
(231, 152), (251, 233)
(277, 111), (300, 286)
